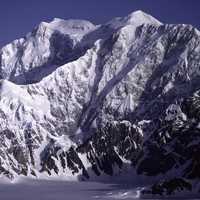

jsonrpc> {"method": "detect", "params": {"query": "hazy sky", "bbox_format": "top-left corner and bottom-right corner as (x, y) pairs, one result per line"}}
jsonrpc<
(0, 0), (200, 47)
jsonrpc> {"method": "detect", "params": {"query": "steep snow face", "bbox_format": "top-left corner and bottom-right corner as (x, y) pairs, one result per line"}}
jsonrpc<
(0, 10), (200, 187)
(0, 80), (50, 113)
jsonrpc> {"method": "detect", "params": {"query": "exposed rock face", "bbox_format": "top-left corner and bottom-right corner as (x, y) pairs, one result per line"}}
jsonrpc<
(137, 91), (200, 196)
(0, 10), (200, 196)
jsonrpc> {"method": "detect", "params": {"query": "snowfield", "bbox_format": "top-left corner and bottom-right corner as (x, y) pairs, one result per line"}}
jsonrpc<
(0, 178), (141, 200)
(0, 178), (199, 200)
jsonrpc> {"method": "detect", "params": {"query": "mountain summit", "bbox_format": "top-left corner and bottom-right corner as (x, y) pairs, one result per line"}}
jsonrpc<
(0, 10), (200, 197)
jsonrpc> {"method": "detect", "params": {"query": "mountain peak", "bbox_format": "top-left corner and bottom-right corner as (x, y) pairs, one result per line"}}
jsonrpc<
(106, 10), (162, 30)
(128, 10), (149, 16)
(34, 18), (96, 39)
(126, 10), (162, 26)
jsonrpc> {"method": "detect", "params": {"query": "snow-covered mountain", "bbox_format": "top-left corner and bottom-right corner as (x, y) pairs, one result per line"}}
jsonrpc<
(1, 10), (200, 197)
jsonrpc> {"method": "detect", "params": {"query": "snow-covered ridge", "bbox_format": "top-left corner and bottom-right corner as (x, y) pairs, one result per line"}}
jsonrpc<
(0, 10), (162, 84)
(0, 17), (96, 84)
